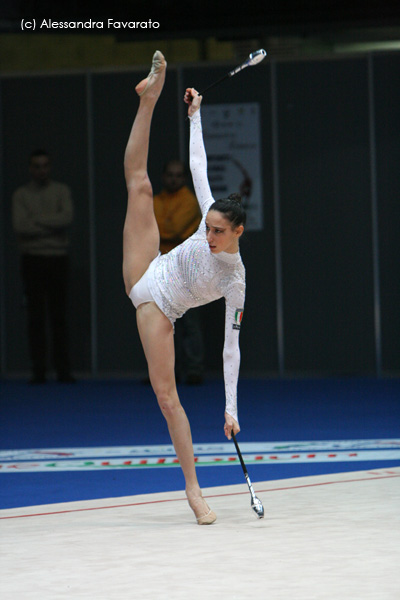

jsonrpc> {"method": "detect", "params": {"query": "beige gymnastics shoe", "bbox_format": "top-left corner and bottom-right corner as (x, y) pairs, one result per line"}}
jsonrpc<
(196, 507), (217, 525)
(135, 50), (167, 98)
(186, 490), (217, 525)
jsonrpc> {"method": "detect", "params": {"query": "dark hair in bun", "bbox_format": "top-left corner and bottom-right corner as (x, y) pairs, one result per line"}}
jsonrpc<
(208, 193), (246, 228)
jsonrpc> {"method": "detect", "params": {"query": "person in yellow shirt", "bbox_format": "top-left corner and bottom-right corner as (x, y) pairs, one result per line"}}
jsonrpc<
(153, 160), (204, 383)
(154, 160), (201, 253)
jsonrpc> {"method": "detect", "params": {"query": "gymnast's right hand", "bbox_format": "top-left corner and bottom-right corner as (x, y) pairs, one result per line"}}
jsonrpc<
(184, 88), (202, 117)
(224, 411), (240, 440)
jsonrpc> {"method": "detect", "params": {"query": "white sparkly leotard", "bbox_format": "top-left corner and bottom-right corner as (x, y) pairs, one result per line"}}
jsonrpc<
(130, 109), (245, 421)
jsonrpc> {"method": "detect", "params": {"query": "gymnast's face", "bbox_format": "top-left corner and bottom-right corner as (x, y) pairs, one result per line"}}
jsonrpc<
(205, 210), (244, 254)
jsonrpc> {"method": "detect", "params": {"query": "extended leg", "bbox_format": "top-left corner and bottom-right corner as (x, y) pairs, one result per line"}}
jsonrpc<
(122, 51), (167, 294)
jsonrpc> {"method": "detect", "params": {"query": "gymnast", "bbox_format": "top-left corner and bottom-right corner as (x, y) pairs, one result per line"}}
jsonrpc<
(123, 51), (246, 524)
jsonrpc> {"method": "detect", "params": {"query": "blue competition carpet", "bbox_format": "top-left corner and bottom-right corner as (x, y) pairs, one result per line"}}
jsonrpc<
(1, 377), (399, 509)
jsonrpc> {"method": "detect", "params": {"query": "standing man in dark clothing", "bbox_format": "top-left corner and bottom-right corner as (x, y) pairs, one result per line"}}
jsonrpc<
(12, 149), (75, 384)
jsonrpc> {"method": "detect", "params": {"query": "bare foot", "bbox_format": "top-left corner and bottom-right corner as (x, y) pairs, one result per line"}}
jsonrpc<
(135, 50), (167, 99)
(186, 487), (217, 525)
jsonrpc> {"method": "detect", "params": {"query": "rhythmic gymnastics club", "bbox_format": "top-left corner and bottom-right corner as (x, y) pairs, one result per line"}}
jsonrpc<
(231, 431), (265, 519)
(198, 49), (267, 96)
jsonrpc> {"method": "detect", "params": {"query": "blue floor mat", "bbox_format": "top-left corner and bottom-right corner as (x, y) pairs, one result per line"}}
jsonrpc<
(1, 377), (400, 509)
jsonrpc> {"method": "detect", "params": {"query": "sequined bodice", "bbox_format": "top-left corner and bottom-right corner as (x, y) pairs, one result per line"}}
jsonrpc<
(149, 226), (244, 323)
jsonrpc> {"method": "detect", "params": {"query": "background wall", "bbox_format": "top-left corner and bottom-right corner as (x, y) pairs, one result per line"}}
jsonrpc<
(1, 51), (399, 378)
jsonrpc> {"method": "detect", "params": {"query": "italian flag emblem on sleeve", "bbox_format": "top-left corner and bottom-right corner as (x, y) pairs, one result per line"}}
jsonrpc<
(235, 309), (244, 325)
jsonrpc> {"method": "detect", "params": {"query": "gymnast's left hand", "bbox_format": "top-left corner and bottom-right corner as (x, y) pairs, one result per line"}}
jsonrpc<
(184, 88), (202, 117)
(224, 412), (240, 440)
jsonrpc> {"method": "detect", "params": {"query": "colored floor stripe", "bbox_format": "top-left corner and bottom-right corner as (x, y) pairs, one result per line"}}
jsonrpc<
(2, 439), (399, 462)
(2, 449), (400, 471)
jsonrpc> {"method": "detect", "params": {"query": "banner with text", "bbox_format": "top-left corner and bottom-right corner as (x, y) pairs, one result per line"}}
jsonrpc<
(202, 103), (263, 231)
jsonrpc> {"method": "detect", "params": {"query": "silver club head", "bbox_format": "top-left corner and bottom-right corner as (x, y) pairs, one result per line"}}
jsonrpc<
(248, 49), (267, 66)
(251, 496), (265, 519)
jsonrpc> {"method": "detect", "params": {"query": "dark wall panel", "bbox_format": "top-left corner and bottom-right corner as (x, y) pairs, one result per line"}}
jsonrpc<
(2, 74), (91, 374)
(373, 53), (400, 373)
(277, 58), (375, 374)
(2, 53), (399, 379)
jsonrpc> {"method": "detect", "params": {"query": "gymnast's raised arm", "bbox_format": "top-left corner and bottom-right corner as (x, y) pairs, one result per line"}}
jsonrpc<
(184, 88), (214, 216)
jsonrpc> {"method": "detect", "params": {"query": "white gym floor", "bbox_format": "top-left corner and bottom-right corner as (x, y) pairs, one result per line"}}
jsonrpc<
(1, 467), (399, 599)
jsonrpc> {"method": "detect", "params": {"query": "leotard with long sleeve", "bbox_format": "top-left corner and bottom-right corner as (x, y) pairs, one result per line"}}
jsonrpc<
(147, 109), (245, 421)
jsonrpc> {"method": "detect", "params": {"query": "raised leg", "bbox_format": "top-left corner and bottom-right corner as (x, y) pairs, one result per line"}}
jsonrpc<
(122, 51), (167, 294)
(136, 302), (216, 524)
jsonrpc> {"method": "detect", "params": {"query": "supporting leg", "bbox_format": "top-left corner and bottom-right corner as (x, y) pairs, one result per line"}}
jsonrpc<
(136, 302), (216, 524)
